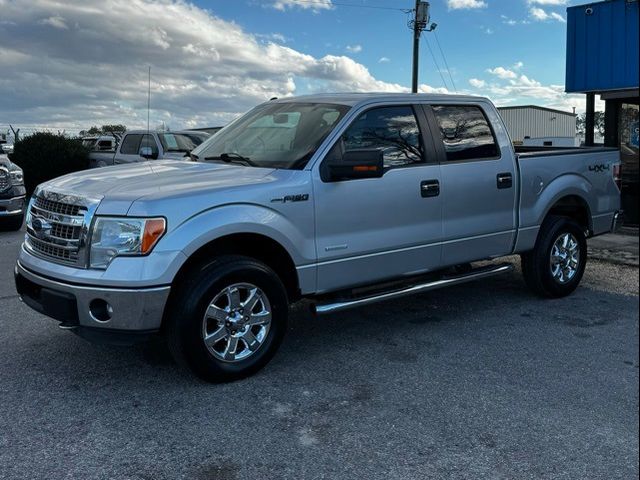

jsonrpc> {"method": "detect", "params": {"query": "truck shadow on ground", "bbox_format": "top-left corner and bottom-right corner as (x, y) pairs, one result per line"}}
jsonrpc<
(7, 259), (631, 394)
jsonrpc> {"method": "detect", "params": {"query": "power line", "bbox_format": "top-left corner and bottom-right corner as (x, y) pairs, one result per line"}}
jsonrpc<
(433, 30), (457, 93)
(422, 36), (449, 91)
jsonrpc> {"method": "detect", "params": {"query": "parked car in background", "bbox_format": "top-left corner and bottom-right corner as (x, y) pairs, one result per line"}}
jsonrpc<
(1, 143), (14, 155)
(15, 93), (621, 382)
(89, 130), (210, 168)
(83, 135), (121, 168)
(190, 126), (224, 136)
(0, 153), (26, 230)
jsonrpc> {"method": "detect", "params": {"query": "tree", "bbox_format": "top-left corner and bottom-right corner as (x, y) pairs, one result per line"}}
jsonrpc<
(79, 124), (127, 137)
(11, 133), (88, 196)
(576, 111), (605, 136)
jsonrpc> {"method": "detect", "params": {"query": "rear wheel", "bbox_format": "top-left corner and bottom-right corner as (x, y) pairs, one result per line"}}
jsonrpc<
(166, 255), (288, 382)
(521, 216), (587, 298)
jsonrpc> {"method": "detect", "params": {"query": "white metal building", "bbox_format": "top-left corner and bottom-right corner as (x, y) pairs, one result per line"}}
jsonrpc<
(497, 105), (577, 146)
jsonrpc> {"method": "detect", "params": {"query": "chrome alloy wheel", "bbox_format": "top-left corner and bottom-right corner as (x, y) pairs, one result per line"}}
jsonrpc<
(550, 233), (580, 284)
(201, 283), (272, 362)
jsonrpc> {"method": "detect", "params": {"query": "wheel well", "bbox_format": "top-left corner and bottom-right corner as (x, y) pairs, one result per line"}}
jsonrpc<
(172, 233), (300, 301)
(546, 195), (591, 234)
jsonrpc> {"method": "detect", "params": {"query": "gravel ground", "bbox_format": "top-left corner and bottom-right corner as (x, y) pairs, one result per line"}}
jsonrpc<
(0, 227), (638, 480)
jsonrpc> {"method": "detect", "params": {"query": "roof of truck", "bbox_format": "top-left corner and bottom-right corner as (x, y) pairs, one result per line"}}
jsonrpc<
(272, 92), (490, 106)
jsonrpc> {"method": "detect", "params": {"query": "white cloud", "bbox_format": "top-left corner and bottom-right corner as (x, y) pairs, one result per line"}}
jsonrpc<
(38, 15), (68, 30)
(466, 65), (603, 114)
(346, 44), (362, 54)
(483, 27), (494, 34)
(530, 7), (566, 22)
(527, 0), (567, 5)
(512, 61), (524, 70)
(0, 0), (414, 131)
(447, 0), (487, 10)
(378, 57), (390, 63)
(487, 66), (518, 79)
(272, 0), (333, 12)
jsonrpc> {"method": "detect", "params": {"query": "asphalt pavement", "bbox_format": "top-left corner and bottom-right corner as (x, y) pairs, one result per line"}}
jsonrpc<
(0, 227), (638, 480)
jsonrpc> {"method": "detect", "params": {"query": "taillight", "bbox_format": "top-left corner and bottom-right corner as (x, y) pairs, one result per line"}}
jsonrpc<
(613, 164), (622, 190)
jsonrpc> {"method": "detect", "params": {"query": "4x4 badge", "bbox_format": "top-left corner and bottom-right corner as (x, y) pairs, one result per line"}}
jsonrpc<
(588, 164), (609, 173)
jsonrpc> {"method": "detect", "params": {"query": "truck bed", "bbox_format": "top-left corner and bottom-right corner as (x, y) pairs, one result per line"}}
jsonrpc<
(515, 145), (618, 158)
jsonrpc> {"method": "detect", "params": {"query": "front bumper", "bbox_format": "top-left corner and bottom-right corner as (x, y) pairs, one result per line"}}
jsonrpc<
(0, 195), (25, 216)
(15, 261), (171, 340)
(611, 210), (623, 232)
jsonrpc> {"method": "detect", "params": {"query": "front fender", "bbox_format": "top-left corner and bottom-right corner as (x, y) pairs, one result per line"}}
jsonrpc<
(155, 203), (315, 268)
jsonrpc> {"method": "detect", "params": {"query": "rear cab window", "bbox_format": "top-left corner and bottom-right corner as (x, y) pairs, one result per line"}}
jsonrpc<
(431, 105), (499, 161)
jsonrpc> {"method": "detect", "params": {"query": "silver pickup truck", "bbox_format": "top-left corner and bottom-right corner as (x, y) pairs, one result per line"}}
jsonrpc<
(0, 154), (26, 231)
(88, 130), (210, 168)
(14, 93), (621, 382)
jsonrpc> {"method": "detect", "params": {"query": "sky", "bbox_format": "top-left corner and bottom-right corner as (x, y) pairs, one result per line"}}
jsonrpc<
(0, 0), (604, 134)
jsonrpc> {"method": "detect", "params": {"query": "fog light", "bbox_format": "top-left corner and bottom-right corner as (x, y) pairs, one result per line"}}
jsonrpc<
(89, 299), (113, 322)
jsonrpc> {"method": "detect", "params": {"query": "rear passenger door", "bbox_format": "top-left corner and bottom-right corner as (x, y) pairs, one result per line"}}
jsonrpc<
(425, 104), (517, 266)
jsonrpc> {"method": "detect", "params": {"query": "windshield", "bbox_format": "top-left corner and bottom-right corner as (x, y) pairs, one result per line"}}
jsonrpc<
(158, 133), (208, 153)
(191, 102), (350, 169)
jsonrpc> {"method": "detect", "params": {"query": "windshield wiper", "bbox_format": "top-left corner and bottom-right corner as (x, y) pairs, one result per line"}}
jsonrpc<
(204, 152), (255, 166)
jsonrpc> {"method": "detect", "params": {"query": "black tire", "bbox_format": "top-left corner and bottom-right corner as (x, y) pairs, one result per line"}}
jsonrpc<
(521, 215), (587, 298)
(1, 214), (24, 232)
(165, 255), (288, 383)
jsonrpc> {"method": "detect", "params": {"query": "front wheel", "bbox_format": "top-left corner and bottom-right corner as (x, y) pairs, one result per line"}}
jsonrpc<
(521, 216), (587, 298)
(165, 255), (288, 382)
(1, 214), (24, 231)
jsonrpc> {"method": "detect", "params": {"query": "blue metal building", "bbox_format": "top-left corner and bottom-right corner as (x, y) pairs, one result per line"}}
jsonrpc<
(566, 0), (639, 224)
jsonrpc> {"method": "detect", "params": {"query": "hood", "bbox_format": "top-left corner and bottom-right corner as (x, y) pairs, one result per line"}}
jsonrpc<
(0, 154), (21, 172)
(39, 160), (276, 214)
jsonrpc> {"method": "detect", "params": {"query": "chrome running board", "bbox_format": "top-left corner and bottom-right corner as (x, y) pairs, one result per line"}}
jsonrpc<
(312, 263), (514, 315)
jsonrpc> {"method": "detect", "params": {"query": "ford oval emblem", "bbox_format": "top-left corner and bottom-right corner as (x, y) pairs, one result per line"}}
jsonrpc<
(31, 216), (52, 239)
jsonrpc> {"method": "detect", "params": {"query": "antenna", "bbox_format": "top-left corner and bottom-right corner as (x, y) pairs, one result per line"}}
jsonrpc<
(147, 66), (151, 137)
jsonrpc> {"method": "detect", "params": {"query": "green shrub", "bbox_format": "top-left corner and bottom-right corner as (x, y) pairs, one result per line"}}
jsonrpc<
(10, 133), (89, 196)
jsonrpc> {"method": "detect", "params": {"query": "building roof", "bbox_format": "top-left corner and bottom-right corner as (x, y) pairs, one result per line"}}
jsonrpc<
(497, 105), (577, 116)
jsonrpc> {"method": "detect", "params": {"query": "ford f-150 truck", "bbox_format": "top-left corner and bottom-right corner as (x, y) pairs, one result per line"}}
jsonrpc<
(14, 94), (622, 382)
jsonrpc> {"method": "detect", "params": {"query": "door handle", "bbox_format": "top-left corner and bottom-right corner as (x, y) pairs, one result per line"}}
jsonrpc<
(497, 173), (513, 189)
(420, 179), (440, 198)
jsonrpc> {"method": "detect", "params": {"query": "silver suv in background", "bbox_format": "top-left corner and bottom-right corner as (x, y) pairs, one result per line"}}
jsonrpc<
(0, 153), (26, 231)
(15, 93), (622, 382)
(89, 130), (210, 168)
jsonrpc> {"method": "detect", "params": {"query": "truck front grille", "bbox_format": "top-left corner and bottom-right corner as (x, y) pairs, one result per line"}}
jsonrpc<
(34, 196), (81, 216)
(0, 168), (9, 191)
(25, 190), (101, 267)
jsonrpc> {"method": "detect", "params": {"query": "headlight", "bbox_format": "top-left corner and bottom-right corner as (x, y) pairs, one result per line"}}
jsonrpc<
(89, 217), (166, 269)
(9, 169), (23, 185)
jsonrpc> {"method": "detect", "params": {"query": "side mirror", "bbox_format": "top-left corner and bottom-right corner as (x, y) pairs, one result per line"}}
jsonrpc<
(327, 149), (384, 182)
(139, 146), (156, 159)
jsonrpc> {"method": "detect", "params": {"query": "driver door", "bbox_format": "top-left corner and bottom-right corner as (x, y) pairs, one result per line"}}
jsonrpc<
(312, 105), (443, 293)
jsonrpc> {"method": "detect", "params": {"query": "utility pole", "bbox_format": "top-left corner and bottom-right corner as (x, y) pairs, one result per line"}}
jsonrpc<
(411, 1), (433, 93)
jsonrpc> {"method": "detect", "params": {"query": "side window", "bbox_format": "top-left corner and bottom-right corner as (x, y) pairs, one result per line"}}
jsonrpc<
(141, 134), (159, 156)
(119, 134), (142, 155)
(97, 140), (114, 151)
(339, 106), (425, 168)
(432, 105), (499, 161)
